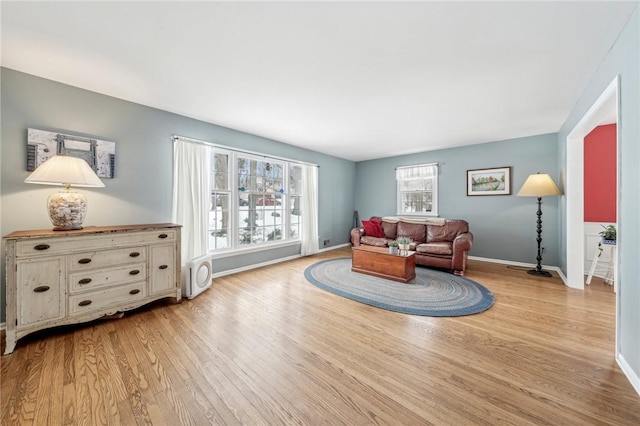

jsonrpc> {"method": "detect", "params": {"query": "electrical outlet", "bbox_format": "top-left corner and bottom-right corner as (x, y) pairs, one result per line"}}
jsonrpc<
(323, 239), (330, 246)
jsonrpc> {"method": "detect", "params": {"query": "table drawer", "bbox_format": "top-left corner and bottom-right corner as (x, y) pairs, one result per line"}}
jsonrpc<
(68, 282), (147, 316)
(69, 247), (147, 272)
(69, 263), (147, 293)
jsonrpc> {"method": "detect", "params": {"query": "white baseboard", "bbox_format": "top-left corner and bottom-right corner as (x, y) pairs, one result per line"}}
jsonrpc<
(468, 255), (568, 286)
(617, 353), (640, 396)
(211, 243), (350, 279)
(319, 242), (350, 253)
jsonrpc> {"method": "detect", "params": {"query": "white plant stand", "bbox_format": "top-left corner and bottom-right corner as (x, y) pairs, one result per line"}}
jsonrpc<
(586, 239), (616, 292)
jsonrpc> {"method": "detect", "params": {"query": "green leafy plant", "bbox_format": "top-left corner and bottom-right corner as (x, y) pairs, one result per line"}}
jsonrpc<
(597, 224), (617, 258)
(599, 224), (617, 241)
(396, 236), (412, 246)
(388, 240), (399, 247)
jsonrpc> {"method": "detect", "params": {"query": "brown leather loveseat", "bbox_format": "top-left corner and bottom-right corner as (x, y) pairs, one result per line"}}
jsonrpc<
(350, 216), (473, 275)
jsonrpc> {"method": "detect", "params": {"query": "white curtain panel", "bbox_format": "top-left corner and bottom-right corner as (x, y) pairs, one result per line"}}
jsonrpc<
(171, 140), (211, 264)
(301, 164), (319, 256)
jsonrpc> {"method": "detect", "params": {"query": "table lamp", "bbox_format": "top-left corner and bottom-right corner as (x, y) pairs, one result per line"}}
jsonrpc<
(24, 155), (105, 230)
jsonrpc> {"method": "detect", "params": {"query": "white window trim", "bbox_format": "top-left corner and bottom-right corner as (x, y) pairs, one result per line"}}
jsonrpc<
(396, 163), (439, 217)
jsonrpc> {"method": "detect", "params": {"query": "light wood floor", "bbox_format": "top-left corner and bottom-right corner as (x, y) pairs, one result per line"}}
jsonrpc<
(2, 247), (639, 425)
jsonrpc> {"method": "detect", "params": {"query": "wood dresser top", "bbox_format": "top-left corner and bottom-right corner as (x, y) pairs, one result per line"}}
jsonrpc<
(3, 223), (182, 240)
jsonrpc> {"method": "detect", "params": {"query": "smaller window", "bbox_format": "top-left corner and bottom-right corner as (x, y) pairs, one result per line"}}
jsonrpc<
(396, 163), (438, 216)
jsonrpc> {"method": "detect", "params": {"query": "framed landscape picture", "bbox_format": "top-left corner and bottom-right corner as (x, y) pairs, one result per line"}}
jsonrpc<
(467, 166), (511, 196)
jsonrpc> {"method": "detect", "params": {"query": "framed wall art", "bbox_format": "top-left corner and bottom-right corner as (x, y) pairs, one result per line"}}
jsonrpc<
(27, 128), (116, 178)
(467, 166), (511, 196)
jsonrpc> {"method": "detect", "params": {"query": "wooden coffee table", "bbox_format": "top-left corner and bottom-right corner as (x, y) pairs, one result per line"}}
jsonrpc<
(351, 245), (416, 283)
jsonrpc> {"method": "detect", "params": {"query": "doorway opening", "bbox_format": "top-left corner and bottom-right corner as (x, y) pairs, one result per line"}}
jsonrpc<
(566, 76), (620, 353)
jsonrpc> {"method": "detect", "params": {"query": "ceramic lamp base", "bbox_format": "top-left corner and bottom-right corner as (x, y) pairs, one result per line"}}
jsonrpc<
(47, 190), (87, 231)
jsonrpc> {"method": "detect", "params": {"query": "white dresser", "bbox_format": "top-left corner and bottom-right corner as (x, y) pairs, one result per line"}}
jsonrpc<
(3, 223), (182, 354)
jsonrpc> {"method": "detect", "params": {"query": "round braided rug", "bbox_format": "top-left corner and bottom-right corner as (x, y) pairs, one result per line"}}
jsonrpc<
(304, 258), (494, 316)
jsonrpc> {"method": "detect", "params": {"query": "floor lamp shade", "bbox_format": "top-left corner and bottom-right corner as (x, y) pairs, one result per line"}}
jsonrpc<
(24, 155), (105, 230)
(517, 173), (561, 197)
(518, 173), (561, 277)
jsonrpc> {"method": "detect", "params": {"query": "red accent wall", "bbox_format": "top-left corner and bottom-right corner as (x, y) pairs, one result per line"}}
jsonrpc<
(584, 124), (616, 222)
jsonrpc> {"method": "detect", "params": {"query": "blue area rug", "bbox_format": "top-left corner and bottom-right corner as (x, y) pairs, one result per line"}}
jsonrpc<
(304, 258), (494, 316)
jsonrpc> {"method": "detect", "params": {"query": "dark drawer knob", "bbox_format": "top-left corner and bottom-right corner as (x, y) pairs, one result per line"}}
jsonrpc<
(33, 285), (50, 293)
(129, 269), (140, 275)
(78, 258), (92, 264)
(78, 300), (92, 307)
(159, 265), (168, 270)
(129, 289), (141, 295)
(34, 244), (50, 251)
(78, 278), (92, 285)
(158, 233), (168, 239)
(129, 252), (141, 257)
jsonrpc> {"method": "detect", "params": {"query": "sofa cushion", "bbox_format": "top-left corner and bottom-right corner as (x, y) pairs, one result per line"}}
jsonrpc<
(427, 220), (469, 243)
(416, 242), (453, 255)
(360, 236), (388, 247)
(396, 221), (426, 243)
(362, 219), (385, 238)
(381, 221), (397, 239)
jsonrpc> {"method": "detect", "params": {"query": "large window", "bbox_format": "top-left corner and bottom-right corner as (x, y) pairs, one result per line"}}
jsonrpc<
(206, 149), (305, 252)
(396, 163), (438, 216)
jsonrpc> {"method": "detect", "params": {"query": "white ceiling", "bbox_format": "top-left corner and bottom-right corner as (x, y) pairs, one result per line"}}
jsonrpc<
(1, 1), (636, 161)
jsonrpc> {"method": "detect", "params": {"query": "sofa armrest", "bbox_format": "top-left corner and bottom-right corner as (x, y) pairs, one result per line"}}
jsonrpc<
(351, 227), (364, 246)
(453, 232), (473, 252)
(451, 232), (473, 275)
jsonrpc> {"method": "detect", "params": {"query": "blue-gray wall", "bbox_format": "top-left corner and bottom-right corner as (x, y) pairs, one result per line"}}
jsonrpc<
(0, 68), (356, 323)
(558, 6), (639, 390)
(355, 133), (560, 265)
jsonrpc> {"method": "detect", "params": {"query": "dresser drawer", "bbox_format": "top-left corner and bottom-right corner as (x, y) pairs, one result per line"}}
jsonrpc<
(68, 282), (147, 316)
(16, 230), (177, 257)
(69, 247), (147, 272)
(16, 237), (108, 257)
(69, 263), (147, 293)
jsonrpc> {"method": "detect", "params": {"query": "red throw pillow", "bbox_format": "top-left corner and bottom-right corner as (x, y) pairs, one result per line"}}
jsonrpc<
(362, 219), (385, 238)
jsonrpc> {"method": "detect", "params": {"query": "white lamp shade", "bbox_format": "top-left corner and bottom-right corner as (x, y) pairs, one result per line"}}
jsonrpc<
(25, 155), (105, 188)
(517, 173), (561, 197)
(25, 155), (104, 230)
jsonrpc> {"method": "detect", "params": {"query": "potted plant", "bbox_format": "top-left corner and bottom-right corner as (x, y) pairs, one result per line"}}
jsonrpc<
(388, 240), (399, 255)
(597, 224), (617, 257)
(396, 236), (412, 255)
(599, 224), (616, 242)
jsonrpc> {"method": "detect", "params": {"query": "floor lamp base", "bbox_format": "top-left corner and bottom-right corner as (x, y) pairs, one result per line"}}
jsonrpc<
(527, 269), (553, 278)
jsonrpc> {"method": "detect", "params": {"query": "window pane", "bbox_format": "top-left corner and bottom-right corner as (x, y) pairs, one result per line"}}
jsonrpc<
(265, 226), (283, 241)
(211, 153), (229, 190)
(290, 195), (301, 217)
(289, 165), (302, 195)
(401, 191), (432, 213)
(209, 190), (230, 250)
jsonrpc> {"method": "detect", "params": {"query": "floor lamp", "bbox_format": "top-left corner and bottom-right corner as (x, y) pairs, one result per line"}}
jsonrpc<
(518, 172), (561, 277)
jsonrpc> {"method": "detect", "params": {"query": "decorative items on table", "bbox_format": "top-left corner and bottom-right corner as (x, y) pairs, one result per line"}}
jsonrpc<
(24, 155), (105, 230)
(388, 240), (399, 255)
(517, 172), (562, 277)
(395, 236), (412, 256)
